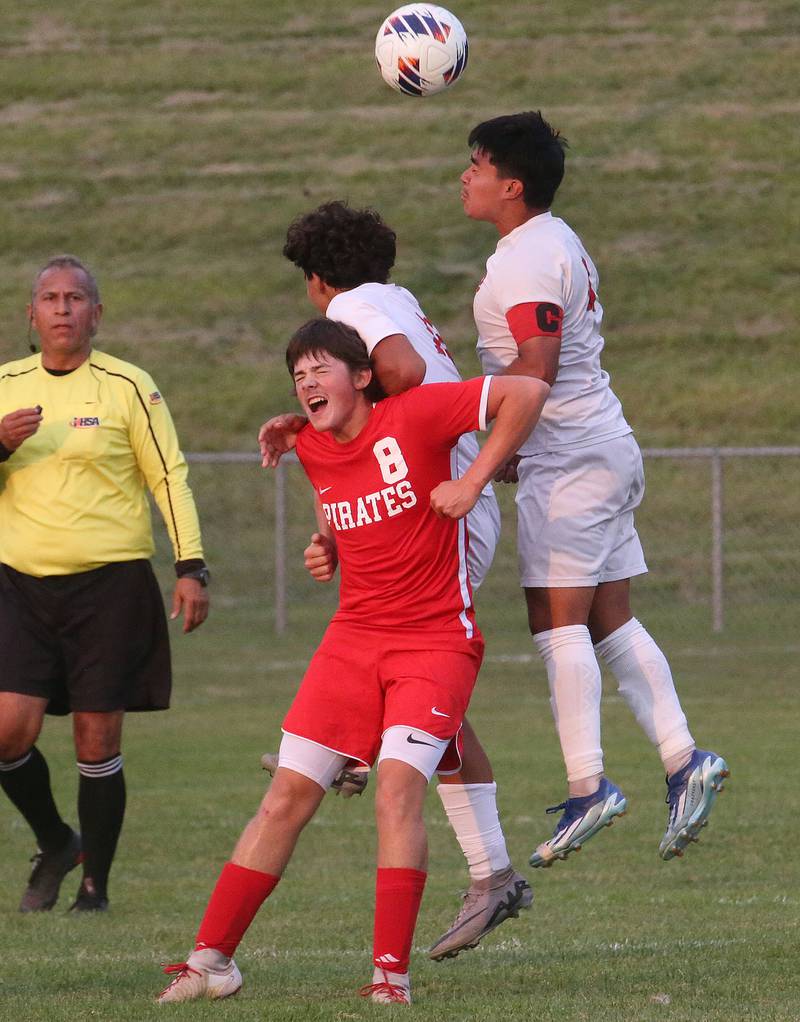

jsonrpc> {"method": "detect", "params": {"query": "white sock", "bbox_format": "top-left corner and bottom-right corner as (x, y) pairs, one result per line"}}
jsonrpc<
(188, 947), (231, 971)
(373, 966), (410, 989)
(594, 618), (694, 771)
(533, 625), (604, 783)
(436, 782), (511, 881)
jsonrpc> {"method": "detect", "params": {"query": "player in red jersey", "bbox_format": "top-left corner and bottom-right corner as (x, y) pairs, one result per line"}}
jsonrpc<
(158, 318), (549, 1007)
(260, 203), (532, 963)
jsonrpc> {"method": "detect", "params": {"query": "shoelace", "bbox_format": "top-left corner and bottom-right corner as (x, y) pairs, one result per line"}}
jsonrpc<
(449, 885), (481, 925)
(162, 963), (201, 980)
(545, 801), (568, 815)
(358, 981), (409, 1003)
(664, 764), (692, 809)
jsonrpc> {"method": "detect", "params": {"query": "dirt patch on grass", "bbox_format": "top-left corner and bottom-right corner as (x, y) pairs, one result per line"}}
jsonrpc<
(18, 190), (75, 209)
(0, 98), (78, 125)
(161, 90), (229, 108)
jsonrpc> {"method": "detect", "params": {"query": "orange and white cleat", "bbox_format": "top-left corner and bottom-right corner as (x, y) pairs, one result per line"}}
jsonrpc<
(157, 948), (242, 1004)
(359, 966), (411, 1005)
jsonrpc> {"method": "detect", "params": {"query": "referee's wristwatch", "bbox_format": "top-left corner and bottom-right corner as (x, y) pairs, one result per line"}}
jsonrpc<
(176, 560), (211, 586)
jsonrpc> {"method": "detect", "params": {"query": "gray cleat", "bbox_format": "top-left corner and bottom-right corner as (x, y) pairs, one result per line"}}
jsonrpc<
(428, 866), (533, 961)
(261, 751), (369, 797)
(19, 829), (82, 912)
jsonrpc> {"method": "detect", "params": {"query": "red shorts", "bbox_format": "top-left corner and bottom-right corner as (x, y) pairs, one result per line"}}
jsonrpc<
(282, 623), (484, 767)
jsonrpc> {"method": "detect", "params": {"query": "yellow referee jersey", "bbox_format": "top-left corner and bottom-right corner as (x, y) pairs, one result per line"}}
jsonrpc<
(0, 349), (203, 577)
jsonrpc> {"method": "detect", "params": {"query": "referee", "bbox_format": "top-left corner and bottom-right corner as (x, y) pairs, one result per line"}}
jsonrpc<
(0, 255), (209, 912)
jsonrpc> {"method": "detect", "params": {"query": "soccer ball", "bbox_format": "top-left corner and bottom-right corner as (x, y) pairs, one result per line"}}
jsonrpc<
(375, 4), (468, 97)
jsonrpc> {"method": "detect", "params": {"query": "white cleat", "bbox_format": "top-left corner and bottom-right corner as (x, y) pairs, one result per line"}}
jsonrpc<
(530, 778), (627, 868)
(660, 748), (730, 860)
(359, 967), (411, 1005)
(157, 948), (242, 1004)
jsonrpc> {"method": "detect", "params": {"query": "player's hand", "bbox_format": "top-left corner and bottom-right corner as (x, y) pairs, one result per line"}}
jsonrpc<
(493, 455), (521, 484)
(0, 406), (43, 451)
(171, 577), (210, 633)
(304, 532), (338, 582)
(258, 413), (307, 468)
(429, 478), (481, 520)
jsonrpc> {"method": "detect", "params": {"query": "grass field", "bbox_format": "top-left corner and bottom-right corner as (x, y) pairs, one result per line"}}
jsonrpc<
(1, 1), (798, 1020)
(2, 599), (798, 1021)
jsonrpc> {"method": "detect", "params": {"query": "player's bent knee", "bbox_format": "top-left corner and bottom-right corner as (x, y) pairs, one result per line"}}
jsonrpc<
(257, 780), (319, 829)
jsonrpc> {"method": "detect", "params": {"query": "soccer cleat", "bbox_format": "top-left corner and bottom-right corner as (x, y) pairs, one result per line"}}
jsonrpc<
(157, 948), (242, 1004)
(659, 748), (729, 860)
(359, 968), (411, 1005)
(261, 751), (369, 798)
(19, 829), (82, 912)
(69, 878), (109, 912)
(529, 778), (627, 868)
(428, 866), (533, 961)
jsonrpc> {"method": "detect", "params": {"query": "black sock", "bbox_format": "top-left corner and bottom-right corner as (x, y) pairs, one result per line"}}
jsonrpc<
(0, 747), (73, 852)
(77, 755), (126, 901)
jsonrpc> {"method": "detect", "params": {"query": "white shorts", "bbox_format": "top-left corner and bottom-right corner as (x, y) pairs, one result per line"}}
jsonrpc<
(516, 433), (648, 589)
(278, 726), (450, 790)
(465, 488), (501, 591)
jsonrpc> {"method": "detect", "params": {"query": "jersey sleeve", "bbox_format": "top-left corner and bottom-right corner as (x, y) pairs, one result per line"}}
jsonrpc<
(493, 246), (567, 345)
(394, 377), (491, 446)
(126, 372), (205, 563)
(327, 293), (400, 355)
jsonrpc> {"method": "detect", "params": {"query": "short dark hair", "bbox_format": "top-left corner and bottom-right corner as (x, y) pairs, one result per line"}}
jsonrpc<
(285, 318), (385, 402)
(468, 111), (568, 209)
(283, 201), (396, 288)
(32, 254), (100, 304)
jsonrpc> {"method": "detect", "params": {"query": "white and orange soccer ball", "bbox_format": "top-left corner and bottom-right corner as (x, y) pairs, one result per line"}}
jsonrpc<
(375, 4), (468, 97)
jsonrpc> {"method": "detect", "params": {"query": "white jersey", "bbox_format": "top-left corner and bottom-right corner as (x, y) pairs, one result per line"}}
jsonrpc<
(326, 283), (488, 491)
(473, 211), (631, 456)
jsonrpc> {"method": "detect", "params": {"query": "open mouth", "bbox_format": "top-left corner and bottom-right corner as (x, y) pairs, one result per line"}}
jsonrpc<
(307, 395), (328, 415)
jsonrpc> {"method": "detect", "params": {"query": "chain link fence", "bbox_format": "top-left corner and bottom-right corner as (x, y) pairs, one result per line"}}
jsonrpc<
(151, 448), (799, 639)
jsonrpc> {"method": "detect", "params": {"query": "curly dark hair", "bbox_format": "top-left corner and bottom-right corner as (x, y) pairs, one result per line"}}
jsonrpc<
(283, 201), (396, 288)
(468, 111), (568, 209)
(286, 318), (385, 403)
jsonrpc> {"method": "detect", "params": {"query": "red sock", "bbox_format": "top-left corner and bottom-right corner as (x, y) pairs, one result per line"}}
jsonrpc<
(194, 862), (279, 957)
(373, 867), (427, 974)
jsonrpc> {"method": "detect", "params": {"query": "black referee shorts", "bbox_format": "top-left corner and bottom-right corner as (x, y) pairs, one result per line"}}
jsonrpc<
(0, 560), (171, 716)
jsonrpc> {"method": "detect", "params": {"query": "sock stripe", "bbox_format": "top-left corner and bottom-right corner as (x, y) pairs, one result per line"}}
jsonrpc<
(77, 754), (124, 778)
(0, 751), (33, 772)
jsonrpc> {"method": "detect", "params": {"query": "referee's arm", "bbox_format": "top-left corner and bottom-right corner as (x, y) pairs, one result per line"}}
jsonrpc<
(128, 377), (209, 633)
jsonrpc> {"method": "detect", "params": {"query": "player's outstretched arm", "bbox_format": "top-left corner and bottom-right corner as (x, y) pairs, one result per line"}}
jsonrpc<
(259, 413), (308, 468)
(430, 375), (549, 520)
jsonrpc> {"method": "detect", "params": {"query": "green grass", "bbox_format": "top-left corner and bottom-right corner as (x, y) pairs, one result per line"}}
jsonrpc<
(2, 599), (797, 1021)
(1, 2), (798, 1019)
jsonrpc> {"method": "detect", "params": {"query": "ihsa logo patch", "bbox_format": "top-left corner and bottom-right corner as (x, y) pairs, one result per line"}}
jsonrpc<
(69, 416), (101, 428)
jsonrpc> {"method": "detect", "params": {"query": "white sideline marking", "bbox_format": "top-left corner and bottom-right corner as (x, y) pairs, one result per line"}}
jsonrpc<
(258, 643), (798, 673)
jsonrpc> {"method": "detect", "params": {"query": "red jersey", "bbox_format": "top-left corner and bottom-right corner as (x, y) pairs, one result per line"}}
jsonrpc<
(295, 377), (492, 647)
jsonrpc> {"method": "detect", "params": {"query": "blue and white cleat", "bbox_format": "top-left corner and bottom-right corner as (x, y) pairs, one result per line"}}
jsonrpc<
(529, 778), (627, 868)
(659, 748), (729, 860)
